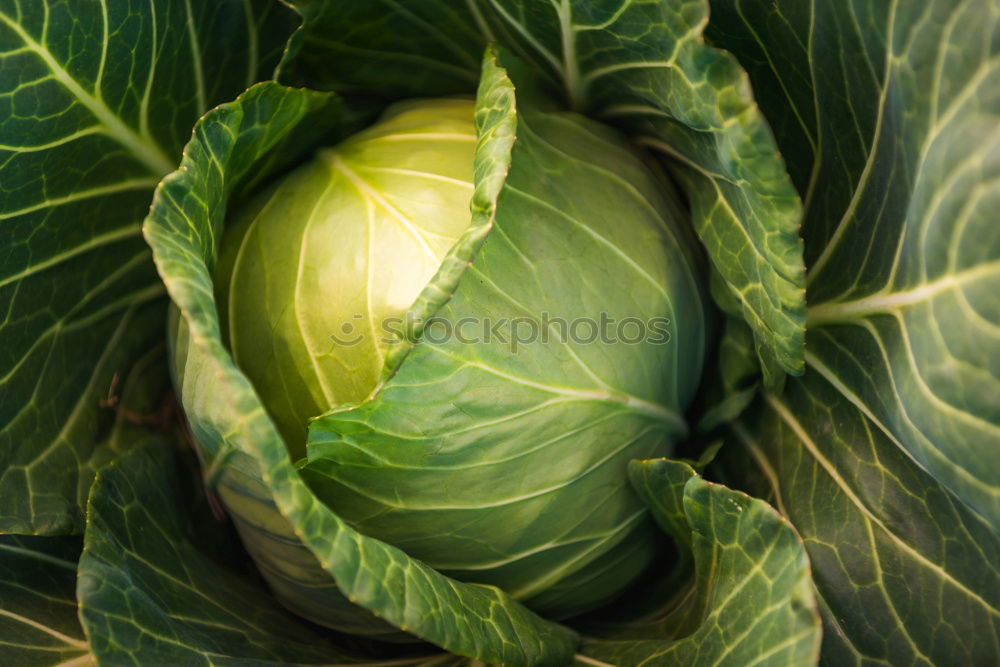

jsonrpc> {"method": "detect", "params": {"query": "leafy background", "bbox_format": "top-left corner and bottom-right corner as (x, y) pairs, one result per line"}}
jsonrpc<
(0, 0), (997, 665)
(711, 0), (1000, 530)
(0, 0), (294, 534)
(708, 0), (1000, 662)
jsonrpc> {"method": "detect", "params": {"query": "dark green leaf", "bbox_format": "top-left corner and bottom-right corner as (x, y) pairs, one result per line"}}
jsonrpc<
(0, 0), (296, 534)
(281, 0), (483, 96)
(0, 535), (90, 666)
(709, 0), (1000, 528)
(77, 439), (390, 666)
(576, 459), (820, 666)
(732, 376), (1000, 665)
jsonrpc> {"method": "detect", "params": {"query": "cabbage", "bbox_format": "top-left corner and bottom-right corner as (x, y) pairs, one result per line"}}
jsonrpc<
(214, 96), (707, 620)
(6, 1), (997, 665)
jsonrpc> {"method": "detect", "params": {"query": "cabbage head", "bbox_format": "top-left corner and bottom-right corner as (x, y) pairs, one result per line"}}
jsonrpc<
(209, 95), (708, 622)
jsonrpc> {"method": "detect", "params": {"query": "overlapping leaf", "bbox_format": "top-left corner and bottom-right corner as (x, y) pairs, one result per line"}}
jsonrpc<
(477, 0), (806, 379)
(701, 0), (1000, 660)
(280, 0), (484, 96)
(709, 0), (1000, 528)
(576, 459), (819, 665)
(147, 62), (578, 664)
(732, 377), (1000, 665)
(77, 440), (391, 666)
(0, 0), (295, 534)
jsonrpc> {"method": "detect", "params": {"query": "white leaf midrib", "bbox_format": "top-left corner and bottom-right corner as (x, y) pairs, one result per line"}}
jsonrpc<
(806, 260), (1000, 325)
(0, 609), (88, 650)
(0, 12), (174, 176)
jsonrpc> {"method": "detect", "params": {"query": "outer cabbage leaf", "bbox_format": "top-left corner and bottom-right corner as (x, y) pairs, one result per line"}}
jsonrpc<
(731, 377), (1000, 665)
(78, 439), (403, 666)
(0, 0), (295, 534)
(0, 535), (91, 666)
(280, 0), (806, 379)
(148, 64), (578, 664)
(709, 0), (1000, 528)
(279, 0), (484, 97)
(0, 345), (170, 666)
(575, 459), (820, 665)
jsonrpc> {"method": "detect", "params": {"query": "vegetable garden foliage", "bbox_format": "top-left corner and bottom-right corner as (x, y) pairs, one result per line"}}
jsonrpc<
(0, 0), (996, 665)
